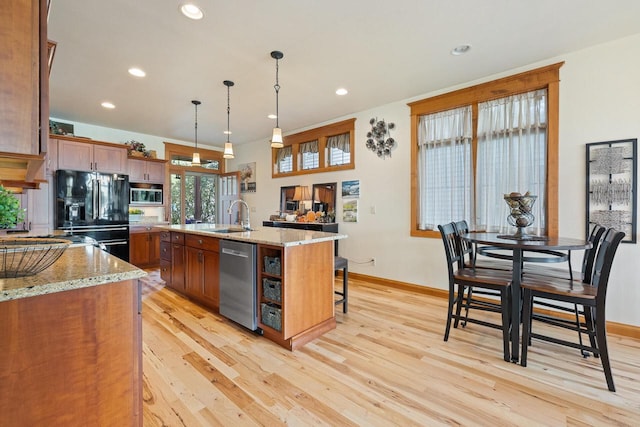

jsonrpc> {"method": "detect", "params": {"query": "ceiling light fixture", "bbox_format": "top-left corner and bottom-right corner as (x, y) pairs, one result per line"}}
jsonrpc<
(336, 88), (348, 96)
(128, 67), (146, 77)
(180, 3), (203, 20)
(191, 99), (201, 165)
(223, 80), (235, 159)
(270, 50), (284, 148)
(451, 44), (472, 56)
(267, 114), (277, 120)
(101, 101), (115, 109)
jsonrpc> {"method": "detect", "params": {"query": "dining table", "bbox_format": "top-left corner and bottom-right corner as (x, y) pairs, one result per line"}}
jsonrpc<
(460, 232), (592, 362)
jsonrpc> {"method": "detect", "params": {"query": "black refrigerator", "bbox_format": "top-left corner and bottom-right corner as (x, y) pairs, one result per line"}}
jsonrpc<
(56, 170), (130, 262)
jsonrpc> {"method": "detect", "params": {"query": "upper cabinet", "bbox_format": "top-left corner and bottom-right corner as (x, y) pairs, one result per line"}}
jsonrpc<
(56, 136), (128, 174)
(0, 0), (48, 191)
(128, 158), (166, 184)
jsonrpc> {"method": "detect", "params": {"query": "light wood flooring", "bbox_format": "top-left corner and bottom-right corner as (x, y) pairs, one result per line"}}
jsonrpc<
(140, 270), (640, 426)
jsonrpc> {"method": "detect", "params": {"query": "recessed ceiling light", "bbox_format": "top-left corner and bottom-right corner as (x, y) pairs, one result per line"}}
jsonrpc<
(336, 88), (348, 96)
(267, 114), (277, 120)
(128, 67), (146, 77)
(451, 44), (472, 56)
(180, 3), (203, 20)
(101, 102), (115, 109)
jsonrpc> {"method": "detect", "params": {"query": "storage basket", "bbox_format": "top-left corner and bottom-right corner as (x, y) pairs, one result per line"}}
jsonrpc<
(0, 238), (71, 278)
(263, 256), (281, 275)
(261, 302), (282, 331)
(262, 278), (282, 303)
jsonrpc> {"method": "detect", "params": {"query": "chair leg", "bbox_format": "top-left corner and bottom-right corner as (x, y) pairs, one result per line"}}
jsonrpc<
(500, 287), (511, 362)
(444, 285), (456, 342)
(521, 289), (532, 367)
(584, 306), (599, 358)
(594, 305), (615, 392)
(453, 285), (466, 329)
(342, 264), (348, 314)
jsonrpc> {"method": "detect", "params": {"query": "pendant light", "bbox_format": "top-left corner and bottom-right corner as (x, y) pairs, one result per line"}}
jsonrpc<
(223, 80), (235, 159)
(270, 50), (284, 148)
(191, 99), (201, 165)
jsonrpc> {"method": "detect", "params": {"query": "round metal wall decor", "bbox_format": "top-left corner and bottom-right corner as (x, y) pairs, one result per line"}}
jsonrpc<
(366, 117), (395, 159)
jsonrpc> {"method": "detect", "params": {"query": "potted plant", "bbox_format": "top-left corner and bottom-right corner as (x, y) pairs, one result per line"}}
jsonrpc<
(124, 140), (149, 157)
(0, 185), (25, 229)
(129, 208), (144, 222)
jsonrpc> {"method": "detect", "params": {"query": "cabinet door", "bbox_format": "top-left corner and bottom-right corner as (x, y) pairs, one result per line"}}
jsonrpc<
(185, 246), (202, 297)
(145, 161), (165, 184)
(129, 232), (150, 267)
(93, 144), (127, 174)
(25, 180), (53, 234)
(0, 0), (41, 155)
(128, 158), (146, 182)
(170, 243), (185, 291)
(202, 249), (219, 308)
(149, 231), (161, 265)
(57, 139), (92, 171)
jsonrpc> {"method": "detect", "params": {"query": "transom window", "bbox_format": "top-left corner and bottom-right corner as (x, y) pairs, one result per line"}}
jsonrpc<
(409, 63), (562, 238)
(272, 118), (355, 177)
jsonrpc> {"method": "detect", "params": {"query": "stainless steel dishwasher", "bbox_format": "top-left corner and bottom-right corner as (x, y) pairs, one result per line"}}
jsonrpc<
(219, 239), (258, 331)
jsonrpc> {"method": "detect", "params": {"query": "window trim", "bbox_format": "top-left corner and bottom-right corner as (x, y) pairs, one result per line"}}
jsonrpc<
(272, 118), (356, 178)
(409, 62), (563, 238)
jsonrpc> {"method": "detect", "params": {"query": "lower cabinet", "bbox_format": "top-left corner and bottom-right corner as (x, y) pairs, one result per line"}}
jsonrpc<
(129, 226), (161, 268)
(161, 232), (219, 311)
(185, 234), (220, 310)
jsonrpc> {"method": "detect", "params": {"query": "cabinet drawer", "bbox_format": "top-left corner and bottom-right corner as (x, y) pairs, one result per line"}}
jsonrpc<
(160, 231), (171, 242)
(170, 232), (184, 244)
(160, 241), (171, 260)
(185, 234), (219, 252)
(160, 259), (171, 282)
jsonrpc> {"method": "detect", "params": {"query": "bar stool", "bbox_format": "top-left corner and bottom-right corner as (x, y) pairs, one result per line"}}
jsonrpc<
(334, 256), (348, 313)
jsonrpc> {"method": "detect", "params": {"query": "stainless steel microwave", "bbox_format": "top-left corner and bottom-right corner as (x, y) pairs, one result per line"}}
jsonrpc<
(130, 187), (163, 204)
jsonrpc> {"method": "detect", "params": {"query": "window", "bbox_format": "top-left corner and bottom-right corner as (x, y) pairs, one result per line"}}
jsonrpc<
(272, 118), (355, 177)
(327, 133), (351, 166)
(409, 63), (562, 238)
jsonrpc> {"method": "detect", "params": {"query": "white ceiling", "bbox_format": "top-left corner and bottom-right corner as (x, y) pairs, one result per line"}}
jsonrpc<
(48, 0), (640, 148)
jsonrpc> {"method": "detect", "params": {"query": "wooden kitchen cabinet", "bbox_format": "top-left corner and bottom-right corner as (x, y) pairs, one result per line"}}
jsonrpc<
(128, 157), (166, 184)
(0, 0), (47, 156)
(258, 241), (335, 350)
(185, 234), (220, 310)
(159, 231), (171, 283)
(168, 232), (185, 292)
(129, 226), (161, 268)
(57, 136), (128, 174)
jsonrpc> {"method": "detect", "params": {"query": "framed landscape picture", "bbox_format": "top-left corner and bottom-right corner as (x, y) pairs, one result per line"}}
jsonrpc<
(586, 138), (637, 243)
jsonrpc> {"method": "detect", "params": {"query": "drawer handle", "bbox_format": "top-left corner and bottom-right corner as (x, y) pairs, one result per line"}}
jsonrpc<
(198, 239), (203, 244)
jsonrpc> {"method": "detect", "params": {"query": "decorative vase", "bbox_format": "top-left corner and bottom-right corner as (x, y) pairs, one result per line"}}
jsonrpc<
(504, 193), (537, 239)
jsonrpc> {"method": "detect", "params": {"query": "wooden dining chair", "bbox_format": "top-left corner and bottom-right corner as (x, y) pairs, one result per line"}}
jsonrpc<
(438, 222), (513, 361)
(454, 220), (512, 271)
(520, 228), (625, 392)
(523, 224), (606, 356)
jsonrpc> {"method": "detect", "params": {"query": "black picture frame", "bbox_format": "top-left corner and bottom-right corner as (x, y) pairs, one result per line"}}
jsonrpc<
(586, 138), (637, 243)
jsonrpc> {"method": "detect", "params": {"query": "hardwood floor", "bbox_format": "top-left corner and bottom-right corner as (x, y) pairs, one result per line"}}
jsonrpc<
(140, 270), (640, 426)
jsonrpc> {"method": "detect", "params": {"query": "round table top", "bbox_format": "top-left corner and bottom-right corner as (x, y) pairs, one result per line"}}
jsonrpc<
(461, 232), (592, 251)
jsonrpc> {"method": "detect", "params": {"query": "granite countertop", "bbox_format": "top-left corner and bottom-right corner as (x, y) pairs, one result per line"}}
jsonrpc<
(156, 223), (347, 247)
(0, 246), (147, 302)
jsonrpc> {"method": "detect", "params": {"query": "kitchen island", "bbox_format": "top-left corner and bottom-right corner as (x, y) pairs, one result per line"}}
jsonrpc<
(0, 246), (146, 426)
(156, 223), (347, 350)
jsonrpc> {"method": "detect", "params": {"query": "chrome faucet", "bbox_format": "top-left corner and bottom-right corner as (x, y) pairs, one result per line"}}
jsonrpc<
(228, 199), (251, 230)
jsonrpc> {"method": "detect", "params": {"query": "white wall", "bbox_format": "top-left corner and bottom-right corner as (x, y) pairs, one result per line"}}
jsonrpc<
(230, 33), (640, 327)
(63, 34), (640, 326)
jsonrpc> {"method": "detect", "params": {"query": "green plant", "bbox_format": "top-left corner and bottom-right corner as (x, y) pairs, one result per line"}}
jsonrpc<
(129, 208), (144, 215)
(0, 185), (25, 228)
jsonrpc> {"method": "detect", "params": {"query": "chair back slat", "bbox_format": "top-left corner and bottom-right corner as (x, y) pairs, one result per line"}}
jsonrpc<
(438, 222), (463, 277)
(454, 220), (474, 267)
(591, 228), (625, 303)
(581, 224), (606, 284)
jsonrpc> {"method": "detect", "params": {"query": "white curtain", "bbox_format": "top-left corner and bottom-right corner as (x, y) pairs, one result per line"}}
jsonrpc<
(417, 106), (473, 230)
(276, 146), (292, 173)
(299, 140), (319, 154)
(476, 89), (547, 233)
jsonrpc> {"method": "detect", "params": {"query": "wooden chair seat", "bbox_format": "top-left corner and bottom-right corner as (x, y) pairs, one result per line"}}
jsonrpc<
(453, 268), (512, 288)
(520, 276), (597, 299)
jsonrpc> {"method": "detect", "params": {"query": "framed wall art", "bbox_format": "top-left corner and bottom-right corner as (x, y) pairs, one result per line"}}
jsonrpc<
(586, 138), (637, 243)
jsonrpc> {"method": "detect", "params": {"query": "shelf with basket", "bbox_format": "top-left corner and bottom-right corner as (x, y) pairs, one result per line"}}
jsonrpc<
(258, 245), (283, 332)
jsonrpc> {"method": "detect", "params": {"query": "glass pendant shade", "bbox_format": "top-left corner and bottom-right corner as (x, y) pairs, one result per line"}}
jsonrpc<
(191, 152), (201, 165)
(223, 142), (234, 159)
(191, 99), (201, 165)
(271, 127), (283, 148)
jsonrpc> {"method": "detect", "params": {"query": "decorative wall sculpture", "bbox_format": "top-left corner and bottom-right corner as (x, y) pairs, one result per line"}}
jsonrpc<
(366, 118), (395, 159)
(586, 138), (637, 243)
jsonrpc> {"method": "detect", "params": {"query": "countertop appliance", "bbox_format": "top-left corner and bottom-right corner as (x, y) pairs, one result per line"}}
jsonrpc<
(55, 170), (130, 262)
(219, 239), (257, 331)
